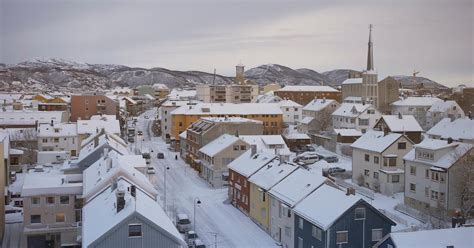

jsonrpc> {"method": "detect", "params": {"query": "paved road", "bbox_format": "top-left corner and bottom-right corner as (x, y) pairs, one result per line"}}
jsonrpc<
(2, 222), (23, 248)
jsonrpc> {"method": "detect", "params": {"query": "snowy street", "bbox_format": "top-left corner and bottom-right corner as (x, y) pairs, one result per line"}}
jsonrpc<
(134, 109), (278, 248)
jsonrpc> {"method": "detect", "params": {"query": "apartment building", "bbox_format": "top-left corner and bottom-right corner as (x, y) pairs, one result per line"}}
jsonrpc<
(70, 94), (117, 121)
(274, 86), (341, 106)
(0, 132), (9, 241)
(152, 83), (170, 101)
(0, 110), (68, 128)
(332, 103), (381, 133)
(426, 100), (465, 129)
(278, 100), (302, 124)
(351, 131), (414, 195)
(391, 96), (442, 130)
(22, 168), (83, 248)
(159, 100), (198, 141)
(298, 98), (340, 133)
(38, 122), (79, 156)
(199, 134), (249, 187)
(403, 139), (473, 217)
(170, 103), (284, 148)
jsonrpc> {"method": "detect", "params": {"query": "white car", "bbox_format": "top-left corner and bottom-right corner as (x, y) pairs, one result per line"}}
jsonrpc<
(146, 167), (155, 174)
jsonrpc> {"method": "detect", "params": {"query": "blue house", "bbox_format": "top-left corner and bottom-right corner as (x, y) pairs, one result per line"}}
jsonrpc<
(293, 184), (396, 248)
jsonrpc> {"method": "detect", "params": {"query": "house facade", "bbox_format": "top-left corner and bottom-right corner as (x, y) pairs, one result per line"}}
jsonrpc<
(274, 86), (342, 106)
(332, 103), (381, 133)
(390, 97), (442, 130)
(70, 94), (117, 122)
(278, 100), (303, 124)
(299, 98), (340, 133)
(373, 114), (423, 144)
(37, 122), (79, 156)
(351, 131), (414, 195)
(426, 100), (465, 130)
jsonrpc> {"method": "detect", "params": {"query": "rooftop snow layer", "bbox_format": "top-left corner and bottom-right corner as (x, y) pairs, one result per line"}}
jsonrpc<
(351, 131), (402, 153)
(199, 134), (240, 157)
(380, 115), (423, 132)
(303, 98), (337, 112)
(332, 103), (372, 117)
(248, 160), (297, 191)
(391, 97), (442, 107)
(22, 168), (82, 197)
(342, 78), (363, 85)
(171, 103), (283, 115)
(427, 118), (474, 141)
(228, 150), (278, 178)
(387, 226), (474, 248)
(275, 85), (339, 92)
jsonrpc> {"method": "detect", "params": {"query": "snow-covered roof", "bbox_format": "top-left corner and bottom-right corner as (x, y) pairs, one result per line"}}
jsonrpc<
(293, 184), (361, 230)
(77, 115), (120, 135)
(385, 226), (474, 248)
(200, 117), (262, 124)
(334, 128), (362, 137)
(277, 99), (302, 108)
(380, 115), (423, 132)
(123, 96), (137, 105)
(0, 110), (65, 125)
(168, 88), (196, 100)
(38, 122), (78, 137)
(391, 97), (442, 107)
(257, 94), (282, 103)
(427, 100), (461, 113)
(228, 150), (278, 178)
(171, 103), (283, 115)
(351, 131), (403, 153)
(239, 135), (291, 156)
(82, 179), (185, 247)
(283, 132), (310, 140)
(332, 103), (373, 118)
(21, 168), (82, 197)
(82, 150), (155, 201)
(152, 83), (169, 90)
(269, 168), (327, 207)
(299, 116), (314, 125)
(427, 118), (474, 141)
(403, 138), (473, 169)
(342, 78), (363, 85)
(343, 96), (363, 103)
(276, 85), (339, 92)
(199, 134), (241, 157)
(248, 160), (297, 191)
(303, 98), (337, 112)
(179, 130), (187, 139)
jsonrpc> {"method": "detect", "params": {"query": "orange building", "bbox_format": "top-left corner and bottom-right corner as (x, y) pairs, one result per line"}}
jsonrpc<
(274, 85), (341, 105)
(70, 94), (117, 121)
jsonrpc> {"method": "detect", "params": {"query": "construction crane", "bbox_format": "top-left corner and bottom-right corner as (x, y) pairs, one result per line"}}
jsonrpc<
(413, 70), (420, 89)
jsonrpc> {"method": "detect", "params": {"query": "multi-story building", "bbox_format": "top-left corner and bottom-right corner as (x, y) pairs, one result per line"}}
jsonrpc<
(170, 102), (284, 148)
(199, 134), (249, 187)
(196, 64), (259, 103)
(268, 168), (328, 248)
(391, 96), (443, 130)
(239, 135), (292, 162)
(0, 110), (68, 129)
(248, 159), (298, 232)
(185, 117), (263, 167)
(38, 122), (79, 156)
(426, 99), (465, 129)
(159, 99), (198, 141)
(426, 117), (474, 144)
(351, 131), (414, 195)
(70, 94), (118, 121)
(373, 114), (423, 144)
(332, 103), (381, 133)
(274, 86), (341, 106)
(0, 132), (9, 240)
(293, 184), (396, 248)
(403, 139), (473, 217)
(76, 114), (121, 141)
(278, 100), (302, 124)
(228, 149), (277, 214)
(22, 168), (83, 248)
(298, 98), (340, 133)
(152, 83), (170, 101)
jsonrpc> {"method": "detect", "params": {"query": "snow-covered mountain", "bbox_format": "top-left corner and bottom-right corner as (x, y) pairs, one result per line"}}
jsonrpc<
(0, 59), (447, 92)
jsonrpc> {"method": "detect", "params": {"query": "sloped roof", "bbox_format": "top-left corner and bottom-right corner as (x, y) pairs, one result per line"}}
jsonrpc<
(385, 227), (474, 248)
(227, 150), (277, 178)
(276, 85), (339, 92)
(351, 131), (403, 153)
(199, 134), (240, 157)
(248, 160), (297, 191)
(427, 118), (474, 141)
(332, 103), (372, 118)
(303, 98), (337, 112)
(171, 103), (283, 115)
(391, 97), (442, 107)
(380, 115), (423, 132)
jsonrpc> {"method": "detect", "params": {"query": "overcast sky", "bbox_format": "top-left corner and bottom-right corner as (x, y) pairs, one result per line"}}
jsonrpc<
(1, 0), (472, 86)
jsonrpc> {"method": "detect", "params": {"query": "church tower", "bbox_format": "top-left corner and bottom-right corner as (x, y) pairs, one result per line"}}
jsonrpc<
(362, 24), (378, 106)
(235, 63), (245, 85)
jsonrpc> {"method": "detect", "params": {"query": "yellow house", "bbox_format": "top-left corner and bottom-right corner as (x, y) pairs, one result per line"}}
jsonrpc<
(170, 103), (284, 145)
(248, 159), (298, 232)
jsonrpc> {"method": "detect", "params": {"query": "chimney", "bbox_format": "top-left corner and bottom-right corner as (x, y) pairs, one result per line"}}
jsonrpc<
(384, 128), (389, 136)
(398, 112), (403, 119)
(447, 137), (453, 144)
(116, 190), (125, 213)
(106, 157), (113, 171)
(250, 145), (257, 156)
(50, 120), (54, 126)
(131, 185), (136, 198)
(346, 187), (355, 196)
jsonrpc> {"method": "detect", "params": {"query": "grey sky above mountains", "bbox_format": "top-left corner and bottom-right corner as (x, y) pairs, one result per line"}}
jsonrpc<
(1, 0), (472, 87)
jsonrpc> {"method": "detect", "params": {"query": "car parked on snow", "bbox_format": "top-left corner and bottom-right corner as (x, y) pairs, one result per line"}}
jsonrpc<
(323, 155), (339, 163)
(176, 214), (191, 233)
(190, 239), (206, 248)
(137, 130), (143, 136)
(185, 230), (199, 246)
(146, 167), (155, 174)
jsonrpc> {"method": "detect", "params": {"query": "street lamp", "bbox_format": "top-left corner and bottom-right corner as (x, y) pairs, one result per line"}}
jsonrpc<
(194, 197), (201, 231)
(164, 165), (170, 211)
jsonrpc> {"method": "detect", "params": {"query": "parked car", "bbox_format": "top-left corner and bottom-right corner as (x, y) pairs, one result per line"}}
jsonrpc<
(137, 130), (143, 136)
(185, 231), (198, 246)
(176, 214), (191, 233)
(128, 137), (135, 143)
(295, 153), (320, 165)
(323, 167), (346, 177)
(144, 115), (149, 119)
(157, 152), (165, 159)
(191, 239), (206, 248)
(146, 167), (155, 174)
(305, 145), (315, 151)
(323, 156), (339, 163)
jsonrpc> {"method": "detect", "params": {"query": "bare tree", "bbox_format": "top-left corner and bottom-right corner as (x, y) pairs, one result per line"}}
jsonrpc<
(452, 146), (474, 219)
(9, 128), (38, 165)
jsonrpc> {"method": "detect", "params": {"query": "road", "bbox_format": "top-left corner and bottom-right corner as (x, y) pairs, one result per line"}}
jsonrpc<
(136, 109), (277, 248)
(1, 222), (23, 248)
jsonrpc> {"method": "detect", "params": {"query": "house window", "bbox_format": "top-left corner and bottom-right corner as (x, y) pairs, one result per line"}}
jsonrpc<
(365, 154), (370, 162)
(285, 226), (291, 237)
(385, 157), (397, 167)
(30, 215), (41, 224)
(432, 172), (440, 182)
(233, 145), (239, 151)
(371, 229), (383, 241)
(374, 156), (379, 164)
(409, 183), (416, 192)
(298, 218), (304, 229)
(355, 207), (366, 220)
(312, 225), (322, 240)
(297, 237), (303, 248)
(55, 213), (65, 223)
(431, 190), (439, 200)
(42, 138), (48, 143)
(359, 118), (369, 126)
(336, 231), (348, 244)
(53, 138), (59, 143)
(364, 170), (370, 176)
(46, 196), (55, 204)
(410, 166), (416, 175)
(31, 197), (40, 205)
(440, 192), (445, 202)
(425, 169), (429, 179)
(425, 187), (429, 197)
(60, 196), (69, 205)
(398, 142), (407, 150)
(392, 175), (400, 183)
(374, 172), (379, 179)
(240, 145), (246, 150)
(129, 224), (142, 237)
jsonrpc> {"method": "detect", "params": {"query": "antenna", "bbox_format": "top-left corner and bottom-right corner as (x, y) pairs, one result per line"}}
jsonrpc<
(213, 68), (216, 85)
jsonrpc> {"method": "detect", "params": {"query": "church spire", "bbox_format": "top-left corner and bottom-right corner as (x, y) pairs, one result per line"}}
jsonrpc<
(366, 24), (374, 71)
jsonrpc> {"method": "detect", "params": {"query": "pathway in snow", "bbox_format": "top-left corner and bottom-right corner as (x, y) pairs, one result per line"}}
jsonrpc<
(137, 109), (278, 248)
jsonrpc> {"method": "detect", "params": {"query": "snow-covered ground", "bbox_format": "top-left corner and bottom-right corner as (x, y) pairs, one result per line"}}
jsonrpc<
(136, 109), (278, 248)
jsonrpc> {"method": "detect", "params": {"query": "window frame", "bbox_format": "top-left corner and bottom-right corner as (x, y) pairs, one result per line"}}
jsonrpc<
(55, 213), (66, 223)
(312, 225), (322, 241)
(60, 195), (70, 205)
(128, 224), (143, 238)
(30, 214), (42, 224)
(354, 207), (366, 220)
(336, 231), (348, 244)
(371, 228), (383, 242)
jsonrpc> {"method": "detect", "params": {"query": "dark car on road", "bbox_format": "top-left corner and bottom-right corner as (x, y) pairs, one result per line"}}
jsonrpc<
(157, 152), (165, 159)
